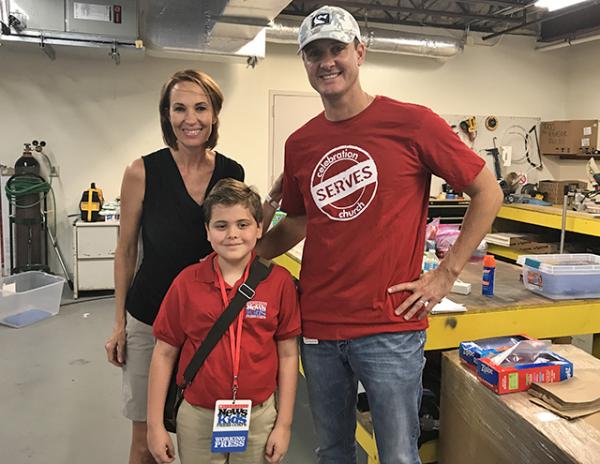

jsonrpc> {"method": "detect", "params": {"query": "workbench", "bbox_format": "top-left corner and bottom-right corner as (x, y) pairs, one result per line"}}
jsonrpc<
(273, 252), (600, 464)
(439, 346), (600, 464)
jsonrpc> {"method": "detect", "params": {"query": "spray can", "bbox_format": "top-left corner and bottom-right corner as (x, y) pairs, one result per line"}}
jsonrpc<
(482, 255), (496, 297)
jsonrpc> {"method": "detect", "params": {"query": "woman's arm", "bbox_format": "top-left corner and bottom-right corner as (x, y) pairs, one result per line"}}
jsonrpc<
(105, 159), (145, 367)
(147, 340), (179, 463)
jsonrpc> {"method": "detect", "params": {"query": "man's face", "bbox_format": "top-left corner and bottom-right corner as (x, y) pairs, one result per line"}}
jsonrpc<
(301, 39), (365, 100)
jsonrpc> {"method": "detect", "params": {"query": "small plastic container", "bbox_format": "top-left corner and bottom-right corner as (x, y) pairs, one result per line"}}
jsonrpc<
(517, 253), (600, 300)
(0, 271), (65, 328)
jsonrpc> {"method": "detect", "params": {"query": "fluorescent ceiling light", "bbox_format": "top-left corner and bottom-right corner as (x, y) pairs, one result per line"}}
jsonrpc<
(535, 0), (592, 11)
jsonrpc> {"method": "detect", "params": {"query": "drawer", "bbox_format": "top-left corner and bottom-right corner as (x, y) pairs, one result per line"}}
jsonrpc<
(77, 225), (118, 258)
(77, 259), (115, 290)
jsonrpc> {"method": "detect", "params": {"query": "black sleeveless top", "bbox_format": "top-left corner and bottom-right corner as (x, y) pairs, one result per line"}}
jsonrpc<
(125, 148), (244, 325)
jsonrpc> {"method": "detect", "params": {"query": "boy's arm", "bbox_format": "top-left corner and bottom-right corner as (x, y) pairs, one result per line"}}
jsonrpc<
(147, 339), (179, 463)
(265, 337), (299, 463)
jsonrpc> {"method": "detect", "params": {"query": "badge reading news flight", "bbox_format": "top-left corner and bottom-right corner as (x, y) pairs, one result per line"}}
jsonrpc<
(211, 399), (252, 453)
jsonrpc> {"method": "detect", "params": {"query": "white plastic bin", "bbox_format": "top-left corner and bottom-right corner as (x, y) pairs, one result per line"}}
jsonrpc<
(0, 271), (65, 328)
(517, 253), (600, 300)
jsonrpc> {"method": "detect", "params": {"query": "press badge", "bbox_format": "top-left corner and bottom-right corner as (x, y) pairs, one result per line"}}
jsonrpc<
(211, 399), (252, 453)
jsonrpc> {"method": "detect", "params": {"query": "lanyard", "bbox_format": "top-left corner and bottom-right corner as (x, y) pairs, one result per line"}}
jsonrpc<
(214, 257), (251, 402)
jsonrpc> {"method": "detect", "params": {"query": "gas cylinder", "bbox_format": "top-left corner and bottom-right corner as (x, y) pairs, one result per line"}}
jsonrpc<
(14, 143), (44, 271)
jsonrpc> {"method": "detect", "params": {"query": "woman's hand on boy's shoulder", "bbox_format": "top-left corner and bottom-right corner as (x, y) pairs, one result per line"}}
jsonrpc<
(265, 423), (291, 463)
(147, 425), (176, 463)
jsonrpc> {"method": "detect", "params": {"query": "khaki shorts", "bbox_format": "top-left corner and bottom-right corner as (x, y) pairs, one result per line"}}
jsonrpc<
(121, 314), (155, 422)
(177, 394), (277, 464)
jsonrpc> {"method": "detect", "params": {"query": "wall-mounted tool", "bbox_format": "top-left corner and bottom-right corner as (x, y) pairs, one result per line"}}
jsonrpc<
(459, 117), (477, 142)
(485, 138), (503, 181)
(485, 116), (498, 131)
(525, 125), (544, 170)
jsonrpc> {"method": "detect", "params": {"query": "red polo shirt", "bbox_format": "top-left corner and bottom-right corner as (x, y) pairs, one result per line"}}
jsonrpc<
(153, 253), (301, 409)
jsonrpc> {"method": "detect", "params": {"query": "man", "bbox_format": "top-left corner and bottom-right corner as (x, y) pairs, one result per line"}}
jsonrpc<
(257, 5), (503, 464)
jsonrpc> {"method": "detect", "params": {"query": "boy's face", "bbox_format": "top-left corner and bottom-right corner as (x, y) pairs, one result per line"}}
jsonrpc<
(206, 204), (262, 264)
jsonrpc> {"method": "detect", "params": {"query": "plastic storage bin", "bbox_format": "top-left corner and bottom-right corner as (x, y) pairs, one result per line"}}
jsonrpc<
(0, 271), (65, 328)
(517, 253), (600, 300)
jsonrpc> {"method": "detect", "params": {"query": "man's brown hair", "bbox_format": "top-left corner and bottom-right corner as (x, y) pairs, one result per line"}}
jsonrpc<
(159, 69), (223, 150)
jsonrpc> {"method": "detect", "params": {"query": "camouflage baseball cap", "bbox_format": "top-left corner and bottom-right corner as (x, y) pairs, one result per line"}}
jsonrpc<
(298, 5), (362, 51)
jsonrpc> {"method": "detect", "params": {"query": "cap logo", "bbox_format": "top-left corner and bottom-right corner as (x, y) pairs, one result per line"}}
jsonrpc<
(312, 12), (331, 28)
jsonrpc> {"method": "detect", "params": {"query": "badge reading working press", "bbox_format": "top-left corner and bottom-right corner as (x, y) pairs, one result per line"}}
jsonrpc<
(310, 145), (378, 221)
(211, 399), (252, 453)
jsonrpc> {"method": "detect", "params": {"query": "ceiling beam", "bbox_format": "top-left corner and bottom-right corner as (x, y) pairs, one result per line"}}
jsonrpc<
(483, 0), (600, 39)
(298, 0), (525, 24)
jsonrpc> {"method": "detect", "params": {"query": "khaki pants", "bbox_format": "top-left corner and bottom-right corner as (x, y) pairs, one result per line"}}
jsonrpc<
(177, 394), (277, 464)
(121, 314), (154, 422)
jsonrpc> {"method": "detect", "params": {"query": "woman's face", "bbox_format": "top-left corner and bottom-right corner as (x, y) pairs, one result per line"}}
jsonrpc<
(168, 81), (215, 150)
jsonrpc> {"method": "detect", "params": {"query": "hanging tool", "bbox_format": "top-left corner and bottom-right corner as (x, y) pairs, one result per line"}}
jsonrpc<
(460, 117), (478, 142)
(485, 138), (503, 181)
(485, 116), (498, 131)
(485, 138), (512, 200)
(525, 125), (544, 170)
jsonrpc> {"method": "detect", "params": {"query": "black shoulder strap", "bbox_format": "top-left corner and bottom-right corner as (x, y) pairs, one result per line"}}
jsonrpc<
(181, 256), (272, 387)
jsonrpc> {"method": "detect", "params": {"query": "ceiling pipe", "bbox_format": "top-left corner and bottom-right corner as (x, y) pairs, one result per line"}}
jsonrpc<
(267, 19), (464, 59)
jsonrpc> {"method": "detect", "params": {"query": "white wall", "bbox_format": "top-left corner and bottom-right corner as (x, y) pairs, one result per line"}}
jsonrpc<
(0, 33), (577, 275)
(561, 39), (600, 181)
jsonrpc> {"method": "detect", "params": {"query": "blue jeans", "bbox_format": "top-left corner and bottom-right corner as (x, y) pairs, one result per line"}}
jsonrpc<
(301, 330), (426, 464)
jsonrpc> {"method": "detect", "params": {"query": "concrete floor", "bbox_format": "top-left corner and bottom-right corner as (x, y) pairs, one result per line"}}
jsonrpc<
(0, 292), (368, 463)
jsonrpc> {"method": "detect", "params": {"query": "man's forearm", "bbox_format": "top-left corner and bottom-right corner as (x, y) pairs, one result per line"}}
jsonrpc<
(439, 179), (503, 278)
(256, 215), (307, 260)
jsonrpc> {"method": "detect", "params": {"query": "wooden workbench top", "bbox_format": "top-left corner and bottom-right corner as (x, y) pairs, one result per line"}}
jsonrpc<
(440, 346), (600, 464)
(447, 259), (552, 312)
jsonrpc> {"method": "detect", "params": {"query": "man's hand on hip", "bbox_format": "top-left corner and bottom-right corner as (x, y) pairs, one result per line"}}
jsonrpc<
(388, 267), (455, 320)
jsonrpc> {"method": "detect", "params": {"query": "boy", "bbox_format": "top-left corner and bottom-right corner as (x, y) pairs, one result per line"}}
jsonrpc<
(147, 178), (300, 464)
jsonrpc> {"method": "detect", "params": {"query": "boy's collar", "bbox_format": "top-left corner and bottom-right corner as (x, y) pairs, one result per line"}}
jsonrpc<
(194, 251), (257, 289)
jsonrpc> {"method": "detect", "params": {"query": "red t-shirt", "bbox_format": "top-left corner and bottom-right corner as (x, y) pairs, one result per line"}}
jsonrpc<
(153, 253), (301, 409)
(281, 96), (485, 340)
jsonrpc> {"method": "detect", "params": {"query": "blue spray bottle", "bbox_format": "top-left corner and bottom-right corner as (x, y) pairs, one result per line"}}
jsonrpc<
(482, 255), (496, 297)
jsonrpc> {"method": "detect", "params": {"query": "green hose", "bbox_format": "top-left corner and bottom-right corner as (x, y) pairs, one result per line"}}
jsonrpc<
(5, 174), (57, 236)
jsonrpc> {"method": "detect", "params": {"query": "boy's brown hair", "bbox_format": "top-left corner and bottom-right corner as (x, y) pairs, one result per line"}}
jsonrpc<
(159, 69), (224, 151)
(203, 179), (263, 225)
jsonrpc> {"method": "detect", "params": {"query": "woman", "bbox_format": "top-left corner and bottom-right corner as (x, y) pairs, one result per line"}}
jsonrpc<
(105, 69), (244, 464)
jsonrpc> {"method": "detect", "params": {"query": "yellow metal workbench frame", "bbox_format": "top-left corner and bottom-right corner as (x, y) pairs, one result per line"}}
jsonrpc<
(497, 204), (600, 237)
(273, 252), (600, 464)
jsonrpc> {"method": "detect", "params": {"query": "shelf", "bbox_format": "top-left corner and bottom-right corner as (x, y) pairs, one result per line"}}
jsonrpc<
(497, 204), (600, 237)
(487, 244), (523, 261)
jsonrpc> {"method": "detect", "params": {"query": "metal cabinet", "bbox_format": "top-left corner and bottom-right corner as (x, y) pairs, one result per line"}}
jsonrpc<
(73, 220), (118, 298)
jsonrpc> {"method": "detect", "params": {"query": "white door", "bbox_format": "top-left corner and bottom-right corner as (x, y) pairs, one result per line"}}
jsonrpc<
(269, 92), (322, 185)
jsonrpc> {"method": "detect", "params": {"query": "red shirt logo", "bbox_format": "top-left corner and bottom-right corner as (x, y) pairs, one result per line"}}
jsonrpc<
(310, 145), (378, 221)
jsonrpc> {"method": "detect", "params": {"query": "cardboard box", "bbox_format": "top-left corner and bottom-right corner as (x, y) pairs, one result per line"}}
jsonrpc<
(459, 335), (532, 370)
(538, 179), (588, 204)
(540, 120), (599, 155)
(439, 347), (600, 464)
(476, 350), (573, 394)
